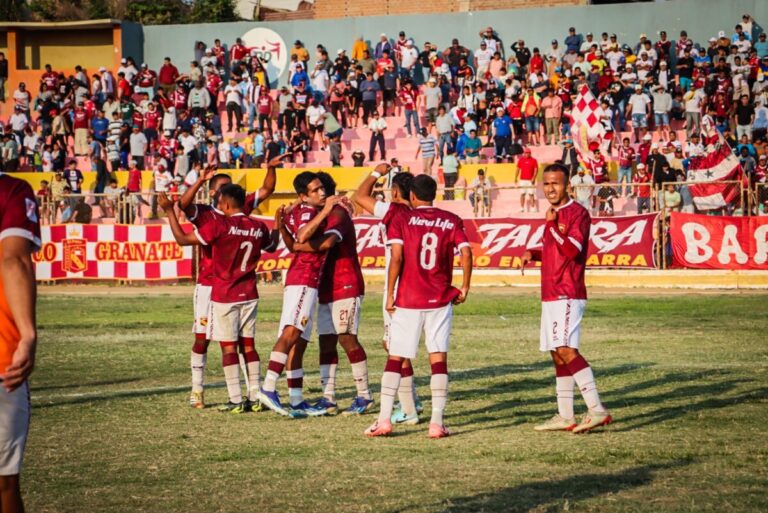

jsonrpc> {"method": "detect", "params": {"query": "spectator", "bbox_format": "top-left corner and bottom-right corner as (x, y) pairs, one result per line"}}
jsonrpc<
(560, 139), (579, 176)
(540, 89), (563, 145)
(733, 94), (755, 141)
(399, 80), (420, 136)
(626, 84), (651, 142)
(442, 148), (460, 200)
(516, 148), (539, 213)
(129, 125), (148, 169)
(633, 163), (652, 213)
(374, 34), (392, 60)
(469, 169), (491, 214)
(351, 148), (365, 167)
(64, 160), (84, 194)
(0, 52), (6, 102)
(570, 165), (594, 210)
(617, 137), (636, 197)
(151, 163), (173, 219)
(663, 183), (681, 214)
(368, 110), (387, 162)
(415, 127), (438, 175)
(360, 72), (380, 126)
(491, 107), (513, 163)
(651, 84), (673, 142)
(1, 133), (19, 172)
(464, 129), (482, 164)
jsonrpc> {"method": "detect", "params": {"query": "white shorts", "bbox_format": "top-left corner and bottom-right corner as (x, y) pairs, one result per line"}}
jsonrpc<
(0, 382), (30, 476)
(207, 299), (259, 342)
(539, 299), (586, 352)
(389, 304), (453, 359)
(317, 296), (363, 336)
(383, 307), (393, 349)
(278, 285), (318, 337)
(192, 284), (212, 335)
(519, 179), (535, 196)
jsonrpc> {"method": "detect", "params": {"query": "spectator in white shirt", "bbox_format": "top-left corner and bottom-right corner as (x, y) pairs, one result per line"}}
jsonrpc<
(224, 78), (243, 132)
(474, 41), (493, 78)
(151, 163), (173, 218)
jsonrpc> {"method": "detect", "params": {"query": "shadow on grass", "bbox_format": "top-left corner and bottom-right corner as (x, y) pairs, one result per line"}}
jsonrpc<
(34, 382), (226, 408)
(394, 462), (689, 513)
(30, 377), (143, 392)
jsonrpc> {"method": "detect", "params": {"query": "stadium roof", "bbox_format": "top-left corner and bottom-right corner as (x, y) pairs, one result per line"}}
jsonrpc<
(0, 19), (122, 31)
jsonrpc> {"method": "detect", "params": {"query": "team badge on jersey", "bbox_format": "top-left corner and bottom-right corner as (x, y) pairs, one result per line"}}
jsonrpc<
(558, 223), (566, 232)
(62, 238), (88, 273)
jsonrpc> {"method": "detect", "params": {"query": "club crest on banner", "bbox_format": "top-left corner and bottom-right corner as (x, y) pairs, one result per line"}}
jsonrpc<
(241, 27), (287, 87)
(62, 236), (88, 273)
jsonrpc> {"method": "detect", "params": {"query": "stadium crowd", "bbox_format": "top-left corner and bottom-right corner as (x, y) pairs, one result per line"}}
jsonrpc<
(1, 13), (768, 215)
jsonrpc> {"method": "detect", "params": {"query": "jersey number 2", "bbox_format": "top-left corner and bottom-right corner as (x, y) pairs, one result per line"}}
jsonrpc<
(419, 233), (438, 270)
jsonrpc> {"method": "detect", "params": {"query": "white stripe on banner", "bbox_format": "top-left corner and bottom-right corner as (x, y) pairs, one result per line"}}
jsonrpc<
(97, 224), (114, 242)
(128, 225), (145, 243)
(690, 154), (741, 182)
(160, 260), (176, 279)
(692, 193), (726, 210)
(97, 260), (114, 278)
(127, 261), (144, 280)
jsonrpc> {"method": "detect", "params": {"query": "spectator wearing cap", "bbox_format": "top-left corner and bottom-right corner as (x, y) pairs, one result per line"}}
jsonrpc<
(360, 72), (380, 126)
(158, 57), (179, 95)
(491, 107), (514, 163)
(118, 57), (138, 83)
(474, 40), (493, 79)
(399, 39), (419, 80)
(479, 26), (502, 55)
(546, 39), (564, 76)
(511, 39), (531, 74)
(564, 27), (582, 54)
(393, 31), (408, 63)
(540, 88), (562, 145)
(570, 165), (594, 210)
(415, 127), (438, 175)
(626, 84), (651, 142)
(633, 163), (652, 213)
(135, 63), (157, 98)
(374, 34), (392, 60)
(444, 38), (470, 82)
(755, 32), (768, 59)
(333, 49), (351, 81)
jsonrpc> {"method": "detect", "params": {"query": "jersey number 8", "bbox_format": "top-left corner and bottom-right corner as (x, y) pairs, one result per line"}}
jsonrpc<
(419, 232), (438, 270)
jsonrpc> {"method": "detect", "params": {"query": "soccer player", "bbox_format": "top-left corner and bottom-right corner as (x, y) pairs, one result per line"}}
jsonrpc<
(178, 156), (282, 409)
(257, 172), (343, 417)
(365, 175), (472, 438)
(161, 184), (279, 413)
(282, 172), (373, 416)
(522, 163), (612, 433)
(352, 164), (423, 425)
(0, 173), (40, 512)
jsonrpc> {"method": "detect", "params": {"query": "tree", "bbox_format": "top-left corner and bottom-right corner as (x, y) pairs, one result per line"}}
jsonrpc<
(0, 0), (27, 21)
(126, 0), (189, 25)
(187, 0), (239, 24)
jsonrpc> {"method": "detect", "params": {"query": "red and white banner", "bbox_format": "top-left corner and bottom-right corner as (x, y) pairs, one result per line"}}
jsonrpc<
(687, 140), (743, 210)
(669, 212), (768, 270)
(570, 85), (610, 160)
(256, 213), (658, 272)
(34, 224), (194, 281)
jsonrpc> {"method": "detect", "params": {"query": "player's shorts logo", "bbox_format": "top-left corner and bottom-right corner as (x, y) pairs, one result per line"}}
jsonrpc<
(300, 316), (309, 327)
(199, 317), (208, 327)
(62, 238), (88, 273)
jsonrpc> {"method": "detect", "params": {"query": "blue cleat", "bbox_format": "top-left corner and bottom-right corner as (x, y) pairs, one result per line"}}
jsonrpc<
(290, 400), (328, 417)
(391, 407), (420, 425)
(342, 396), (375, 416)
(257, 388), (307, 418)
(313, 397), (338, 415)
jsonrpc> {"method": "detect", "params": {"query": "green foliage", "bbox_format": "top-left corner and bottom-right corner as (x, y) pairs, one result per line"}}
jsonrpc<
(187, 0), (239, 24)
(0, 0), (27, 21)
(86, 0), (110, 19)
(125, 0), (189, 25)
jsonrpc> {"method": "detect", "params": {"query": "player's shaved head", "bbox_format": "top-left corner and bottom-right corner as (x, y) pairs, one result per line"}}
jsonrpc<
(410, 174), (437, 203)
(316, 172), (337, 196)
(294, 171), (319, 195)
(392, 172), (413, 202)
(218, 183), (246, 209)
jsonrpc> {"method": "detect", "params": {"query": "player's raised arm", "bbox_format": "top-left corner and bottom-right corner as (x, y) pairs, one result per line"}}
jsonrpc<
(159, 193), (201, 246)
(179, 165), (216, 212)
(276, 204), (296, 252)
(257, 153), (290, 204)
(352, 163), (391, 214)
(0, 236), (37, 391)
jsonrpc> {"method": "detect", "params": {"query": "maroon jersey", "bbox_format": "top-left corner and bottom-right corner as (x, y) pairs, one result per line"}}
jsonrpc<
(531, 200), (590, 302)
(318, 206), (365, 304)
(186, 194), (259, 287)
(387, 207), (469, 310)
(284, 204), (327, 289)
(196, 213), (274, 303)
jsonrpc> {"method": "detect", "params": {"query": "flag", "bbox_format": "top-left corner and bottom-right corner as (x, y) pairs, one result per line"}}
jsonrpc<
(687, 140), (744, 211)
(570, 85), (610, 161)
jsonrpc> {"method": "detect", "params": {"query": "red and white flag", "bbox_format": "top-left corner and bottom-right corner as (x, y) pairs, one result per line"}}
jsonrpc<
(570, 85), (610, 160)
(687, 140), (744, 211)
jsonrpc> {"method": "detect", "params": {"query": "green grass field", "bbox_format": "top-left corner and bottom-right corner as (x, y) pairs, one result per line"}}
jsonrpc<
(26, 286), (768, 513)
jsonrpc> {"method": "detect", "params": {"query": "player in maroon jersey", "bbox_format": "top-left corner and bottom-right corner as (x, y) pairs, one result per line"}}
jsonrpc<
(177, 156), (283, 409)
(365, 175), (473, 438)
(353, 164), (424, 425)
(522, 163), (612, 433)
(279, 172), (373, 416)
(160, 184), (278, 413)
(258, 171), (344, 417)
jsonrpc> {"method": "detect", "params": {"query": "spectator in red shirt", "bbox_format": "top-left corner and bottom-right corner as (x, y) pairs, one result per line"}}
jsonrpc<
(398, 81), (420, 136)
(116, 72), (132, 100)
(72, 103), (90, 156)
(516, 148), (539, 212)
(633, 163), (652, 213)
(135, 63), (157, 98)
(158, 57), (180, 95)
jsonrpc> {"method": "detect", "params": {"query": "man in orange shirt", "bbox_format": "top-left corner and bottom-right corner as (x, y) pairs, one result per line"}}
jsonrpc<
(0, 172), (40, 513)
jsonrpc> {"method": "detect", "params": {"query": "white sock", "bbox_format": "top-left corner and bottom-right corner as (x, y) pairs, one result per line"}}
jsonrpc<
(556, 375), (575, 419)
(377, 371), (401, 423)
(262, 351), (288, 393)
(223, 363), (242, 404)
(397, 375), (417, 416)
(572, 366), (606, 413)
(286, 368), (304, 406)
(191, 352), (206, 393)
(238, 353), (249, 395)
(319, 363), (338, 402)
(430, 373), (449, 426)
(246, 360), (260, 402)
(351, 360), (372, 400)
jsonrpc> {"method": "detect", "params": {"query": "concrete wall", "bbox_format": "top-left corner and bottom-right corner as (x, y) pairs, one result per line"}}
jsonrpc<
(121, 21), (145, 66)
(140, 0), (768, 86)
(315, 0), (583, 18)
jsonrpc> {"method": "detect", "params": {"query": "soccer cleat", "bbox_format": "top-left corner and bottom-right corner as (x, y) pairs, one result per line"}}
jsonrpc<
(290, 401), (328, 417)
(428, 423), (451, 439)
(391, 407), (420, 425)
(364, 419), (393, 437)
(313, 397), (338, 415)
(572, 410), (613, 434)
(533, 414), (578, 432)
(243, 399), (266, 413)
(189, 391), (205, 409)
(415, 397), (424, 415)
(257, 388), (307, 418)
(342, 396), (375, 416)
(217, 401), (245, 414)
